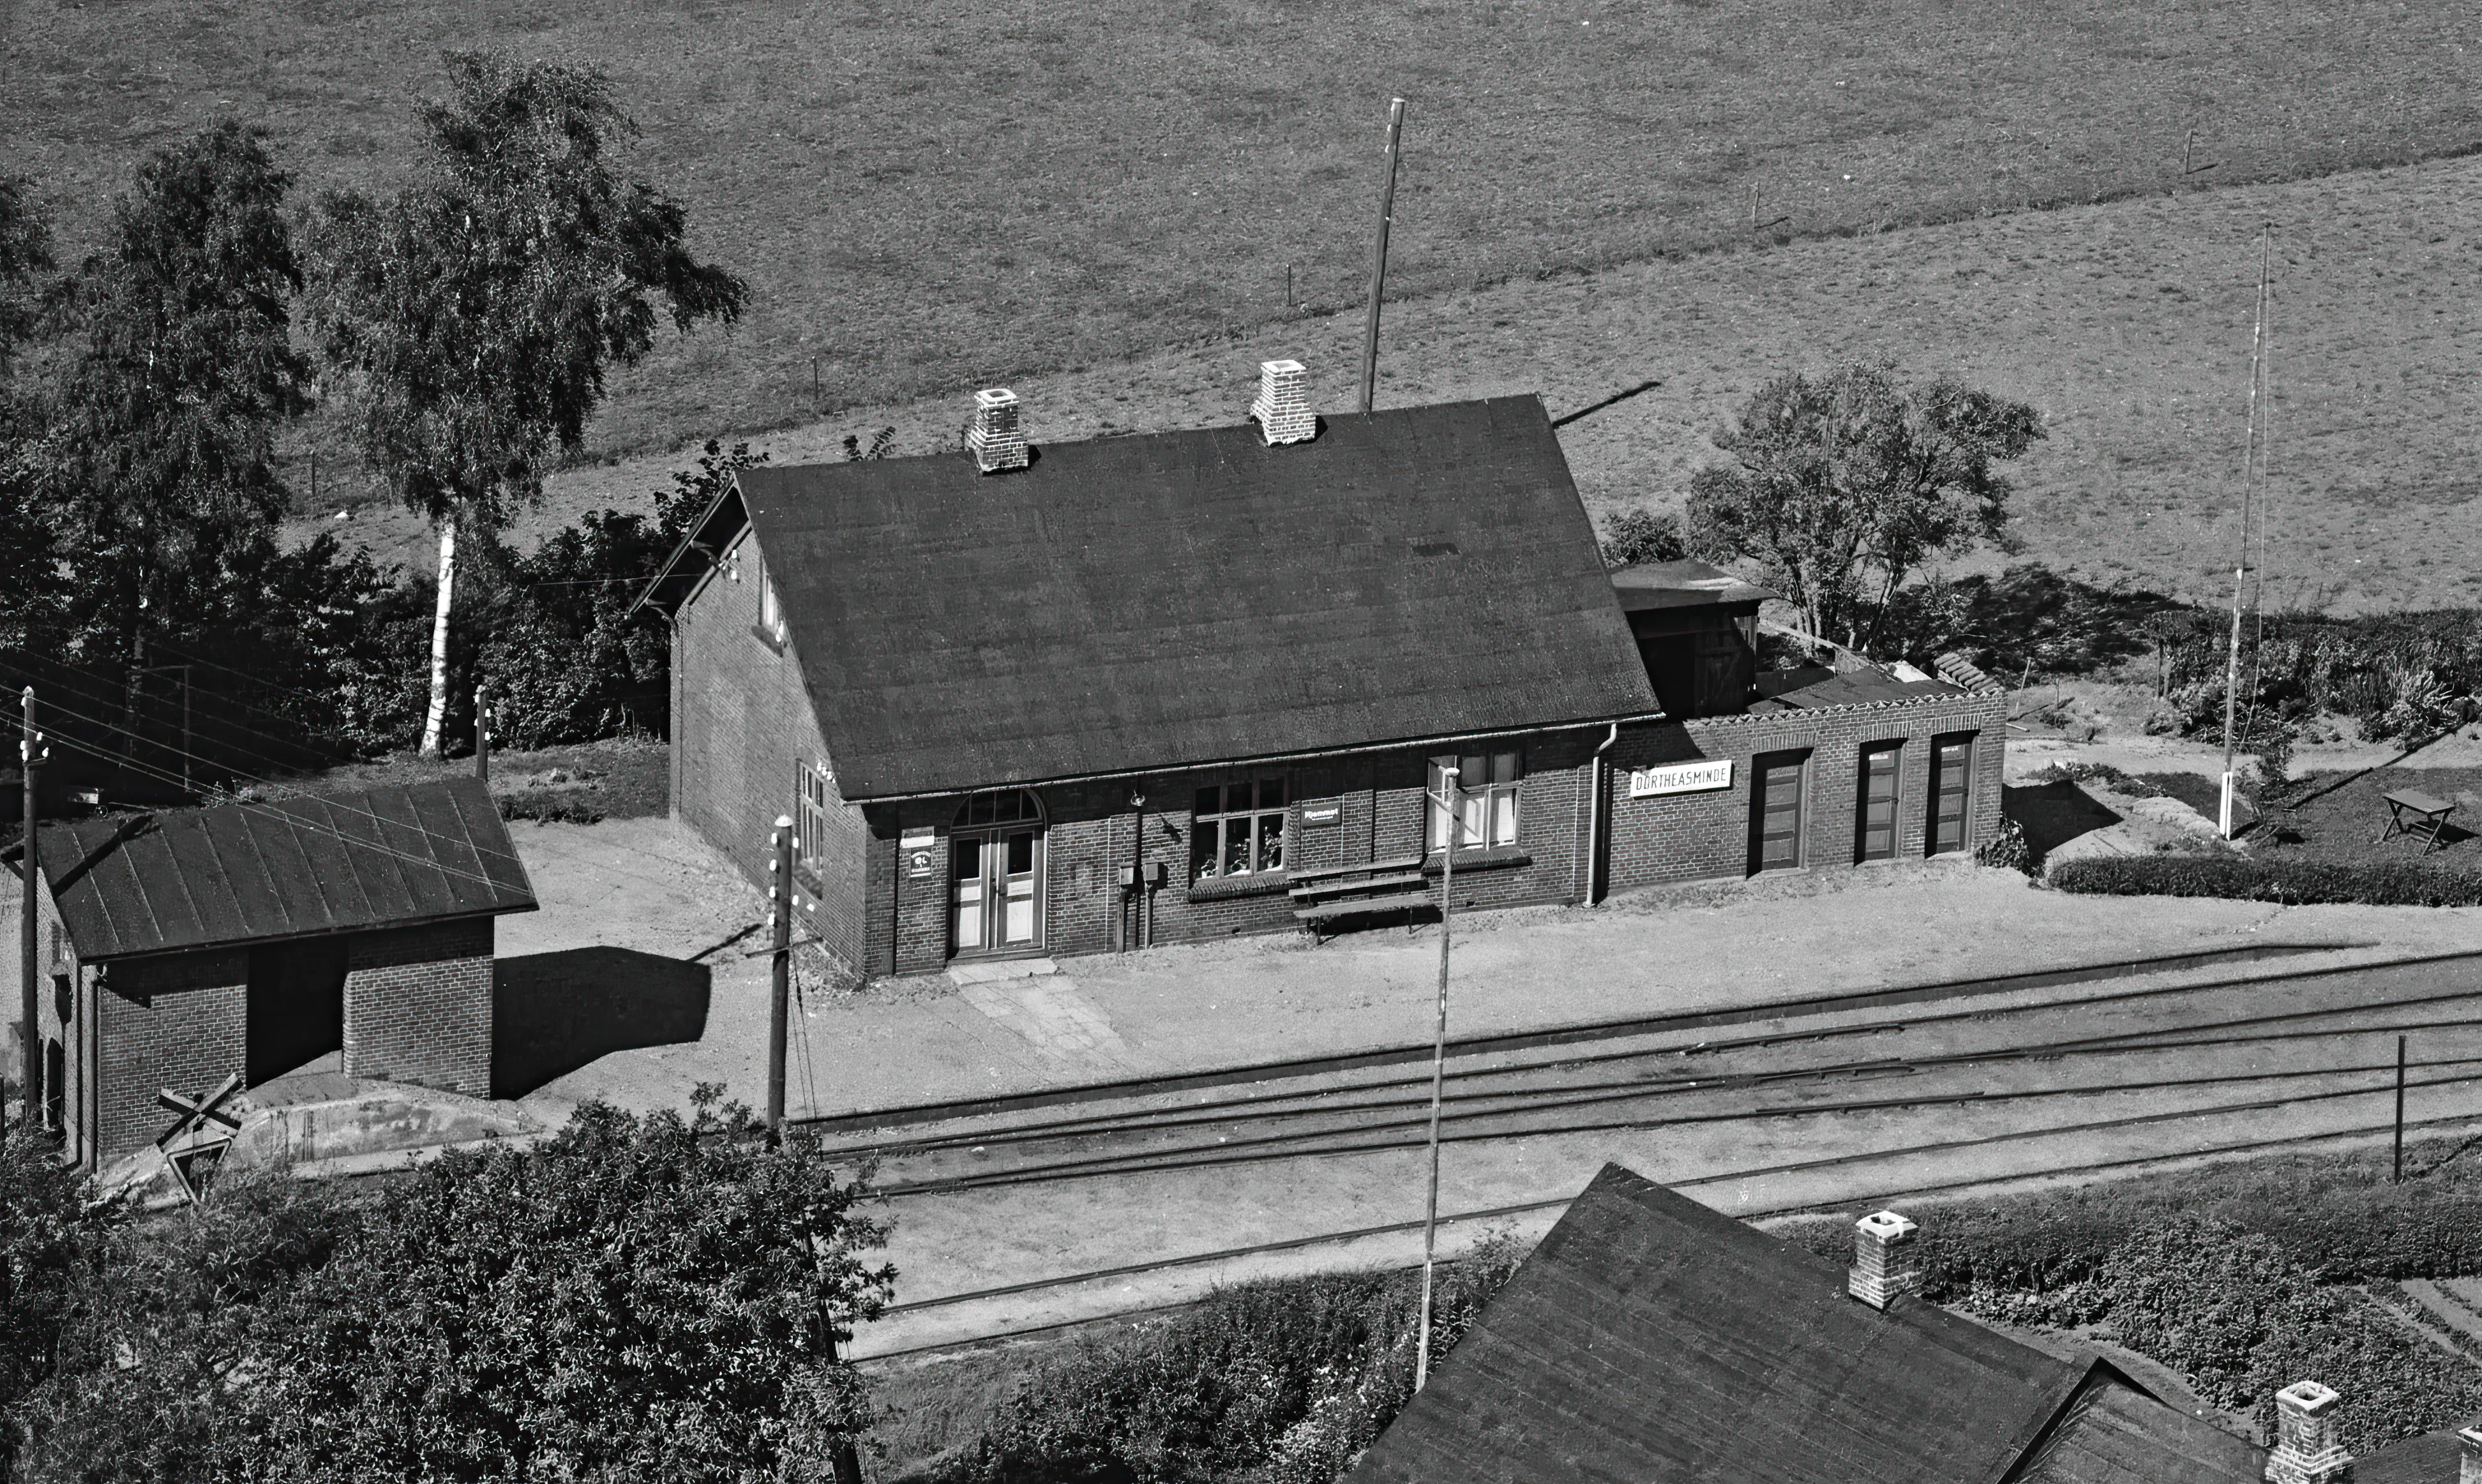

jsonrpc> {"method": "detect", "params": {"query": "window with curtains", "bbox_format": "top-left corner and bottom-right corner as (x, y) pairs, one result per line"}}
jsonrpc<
(1192, 778), (1287, 881)
(1429, 749), (1522, 851)
(759, 560), (788, 643)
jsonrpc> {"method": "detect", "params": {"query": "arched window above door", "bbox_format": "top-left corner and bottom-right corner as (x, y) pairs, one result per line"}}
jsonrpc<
(954, 790), (1044, 828)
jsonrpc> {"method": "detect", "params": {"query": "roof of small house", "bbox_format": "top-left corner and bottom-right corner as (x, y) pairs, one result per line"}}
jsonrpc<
(636, 396), (1661, 799)
(1346, 1164), (2263, 1484)
(26, 777), (536, 962)
(1608, 557), (1777, 612)
(1749, 664), (1967, 710)
(2357, 1432), (2471, 1484)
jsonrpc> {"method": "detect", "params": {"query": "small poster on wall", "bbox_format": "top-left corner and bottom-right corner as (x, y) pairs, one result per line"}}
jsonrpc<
(1628, 760), (1734, 798)
(901, 828), (936, 878)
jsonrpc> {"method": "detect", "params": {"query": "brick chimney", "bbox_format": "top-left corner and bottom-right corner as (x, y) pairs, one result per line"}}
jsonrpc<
(1251, 359), (1314, 446)
(1848, 1210), (1920, 1309)
(2459, 1424), (2482, 1484)
(967, 387), (1029, 473)
(2266, 1381), (2350, 1484)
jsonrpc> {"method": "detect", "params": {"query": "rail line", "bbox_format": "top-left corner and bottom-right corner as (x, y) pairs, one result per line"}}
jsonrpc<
(853, 1098), (2482, 1362)
(873, 1051), (2482, 1196)
(831, 978), (2482, 1167)
(794, 940), (2409, 1137)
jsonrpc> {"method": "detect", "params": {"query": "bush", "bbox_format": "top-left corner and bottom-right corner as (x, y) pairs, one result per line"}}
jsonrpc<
(2049, 853), (2482, 906)
(1599, 509), (1687, 568)
(1974, 816), (2034, 875)
(926, 1241), (1524, 1484)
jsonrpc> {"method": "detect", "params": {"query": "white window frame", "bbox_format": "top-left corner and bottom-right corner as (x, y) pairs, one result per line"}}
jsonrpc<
(1429, 749), (1522, 852)
(796, 763), (833, 869)
(759, 560), (788, 643)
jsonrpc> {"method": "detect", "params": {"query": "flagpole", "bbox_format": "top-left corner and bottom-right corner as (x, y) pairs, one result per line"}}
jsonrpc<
(1415, 763), (1459, 1391)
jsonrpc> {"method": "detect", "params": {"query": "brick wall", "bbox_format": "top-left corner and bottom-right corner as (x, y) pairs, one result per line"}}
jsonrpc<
(342, 918), (495, 1097)
(1606, 690), (2008, 891)
(94, 948), (248, 1165)
(864, 733), (1608, 976)
(672, 528), (869, 977)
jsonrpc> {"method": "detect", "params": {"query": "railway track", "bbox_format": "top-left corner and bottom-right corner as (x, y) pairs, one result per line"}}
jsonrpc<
(829, 959), (2482, 1197)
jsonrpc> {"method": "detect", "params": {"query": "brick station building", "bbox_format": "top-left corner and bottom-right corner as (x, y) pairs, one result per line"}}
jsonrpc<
(636, 365), (2004, 980)
(1, 777), (536, 1167)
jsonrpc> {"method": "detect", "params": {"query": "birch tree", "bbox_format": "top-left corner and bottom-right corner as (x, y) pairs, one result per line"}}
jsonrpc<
(1683, 363), (2043, 657)
(307, 54), (745, 756)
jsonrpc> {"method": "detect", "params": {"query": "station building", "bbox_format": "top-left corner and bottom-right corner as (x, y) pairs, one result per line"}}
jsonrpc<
(635, 367), (2004, 980)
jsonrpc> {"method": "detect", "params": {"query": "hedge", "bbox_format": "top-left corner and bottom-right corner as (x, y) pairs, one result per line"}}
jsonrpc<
(1770, 1138), (2482, 1294)
(2049, 853), (2482, 906)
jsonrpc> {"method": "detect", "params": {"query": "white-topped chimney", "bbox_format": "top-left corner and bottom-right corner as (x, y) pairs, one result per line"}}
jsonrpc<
(967, 387), (1029, 473)
(2457, 1423), (2482, 1484)
(2266, 1381), (2351, 1484)
(1848, 1210), (1920, 1309)
(1251, 359), (1314, 446)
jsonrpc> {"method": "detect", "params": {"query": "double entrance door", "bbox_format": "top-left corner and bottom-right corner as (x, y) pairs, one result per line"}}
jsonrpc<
(952, 826), (1043, 955)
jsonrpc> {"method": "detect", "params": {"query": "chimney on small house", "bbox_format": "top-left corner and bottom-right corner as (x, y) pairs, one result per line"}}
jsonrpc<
(967, 387), (1030, 474)
(1847, 1210), (1921, 1310)
(2266, 1381), (2351, 1484)
(2459, 1423), (2482, 1484)
(1251, 359), (1314, 446)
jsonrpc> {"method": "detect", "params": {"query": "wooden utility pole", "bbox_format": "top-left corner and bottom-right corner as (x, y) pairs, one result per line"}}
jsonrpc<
(2220, 226), (2270, 839)
(1414, 762), (1459, 1393)
(474, 684), (491, 783)
(1357, 98), (1408, 416)
(768, 816), (793, 1135)
(19, 686), (42, 1136)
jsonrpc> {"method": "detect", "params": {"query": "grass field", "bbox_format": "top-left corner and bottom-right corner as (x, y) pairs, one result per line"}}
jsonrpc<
(6, 0), (2480, 480)
(439, 149), (2479, 616)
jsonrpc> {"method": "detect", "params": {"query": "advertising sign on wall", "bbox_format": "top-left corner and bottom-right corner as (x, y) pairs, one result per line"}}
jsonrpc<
(1627, 760), (1734, 798)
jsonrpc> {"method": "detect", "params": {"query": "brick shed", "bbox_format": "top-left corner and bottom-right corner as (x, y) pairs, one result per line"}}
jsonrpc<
(1, 777), (536, 1169)
(635, 368), (2004, 980)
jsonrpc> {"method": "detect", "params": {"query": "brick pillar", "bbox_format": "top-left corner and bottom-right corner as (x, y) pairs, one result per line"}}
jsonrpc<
(342, 918), (495, 1097)
(2456, 1424), (2481, 1484)
(1848, 1210), (1921, 1309)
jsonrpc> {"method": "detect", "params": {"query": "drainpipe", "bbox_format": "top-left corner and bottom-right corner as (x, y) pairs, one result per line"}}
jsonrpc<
(1587, 723), (1620, 905)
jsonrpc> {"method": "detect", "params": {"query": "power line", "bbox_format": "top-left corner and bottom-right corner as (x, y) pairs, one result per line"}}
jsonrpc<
(33, 729), (517, 898)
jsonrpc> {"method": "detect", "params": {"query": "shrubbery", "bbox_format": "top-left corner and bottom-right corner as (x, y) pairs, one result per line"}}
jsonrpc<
(2049, 853), (2482, 906)
(3, 1093), (889, 1484)
(922, 1240), (1524, 1484)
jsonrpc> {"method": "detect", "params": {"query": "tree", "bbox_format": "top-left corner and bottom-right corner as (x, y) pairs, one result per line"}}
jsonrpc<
(1683, 363), (2043, 656)
(253, 1091), (892, 1483)
(43, 122), (310, 670)
(0, 176), (59, 647)
(307, 53), (747, 758)
(0, 174), (55, 378)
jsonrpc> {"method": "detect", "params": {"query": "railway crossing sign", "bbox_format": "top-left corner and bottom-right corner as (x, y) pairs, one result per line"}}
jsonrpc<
(155, 1072), (244, 1203)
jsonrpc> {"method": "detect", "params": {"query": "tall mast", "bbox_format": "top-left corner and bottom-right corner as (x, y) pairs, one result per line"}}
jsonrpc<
(2220, 225), (2271, 839)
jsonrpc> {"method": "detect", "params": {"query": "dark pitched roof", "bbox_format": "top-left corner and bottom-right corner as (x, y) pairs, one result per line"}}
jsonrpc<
(34, 777), (536, 961)
(651, 396), (1659, 799)
(1348, 1165), (2259, 1484)
(2011, 1372), (2264, 1484)
(1609, 558), (1777, 613)
(2358, 1432), (2469, 1484)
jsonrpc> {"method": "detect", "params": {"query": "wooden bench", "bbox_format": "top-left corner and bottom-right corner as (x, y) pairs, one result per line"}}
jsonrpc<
(2380, 788), (2458, 856)
(1288, 855), (1433, 942)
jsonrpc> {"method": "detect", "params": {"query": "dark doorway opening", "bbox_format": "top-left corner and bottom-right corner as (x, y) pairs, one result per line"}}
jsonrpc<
(246, 938), (349, 1086)
(1749, 751), (1809, 874)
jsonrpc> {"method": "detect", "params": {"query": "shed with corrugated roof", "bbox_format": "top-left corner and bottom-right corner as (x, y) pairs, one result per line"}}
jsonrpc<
(1, 776), (536, 1167)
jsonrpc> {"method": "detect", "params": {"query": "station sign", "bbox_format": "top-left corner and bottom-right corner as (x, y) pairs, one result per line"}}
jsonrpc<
(1627, 760), (1734, 798)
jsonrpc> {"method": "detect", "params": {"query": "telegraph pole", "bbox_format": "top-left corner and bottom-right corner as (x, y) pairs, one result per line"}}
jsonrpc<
(1357, 98), (1408, 416)
(1414, 762), (1459, 1392)
(19, 687), (44, 1135)
(767, 816), (793, 1135)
